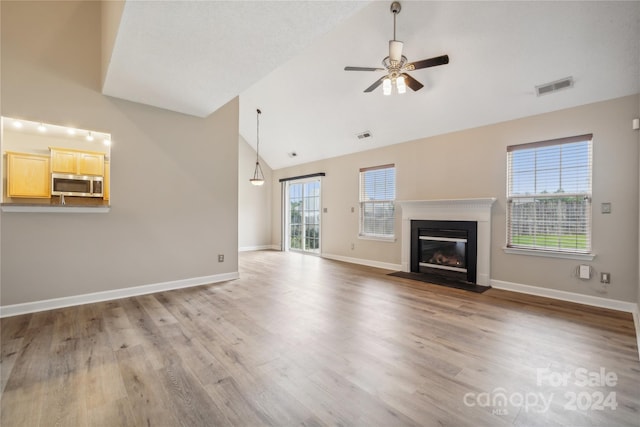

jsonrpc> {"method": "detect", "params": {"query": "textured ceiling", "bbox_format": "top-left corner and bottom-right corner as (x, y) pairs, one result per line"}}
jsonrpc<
(104, 1), (640, 170)
(102, 1), (368, 117)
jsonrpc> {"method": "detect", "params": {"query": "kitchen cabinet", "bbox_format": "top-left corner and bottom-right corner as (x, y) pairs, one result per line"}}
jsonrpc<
(6, 152), (51, 198)
(50, 149), (76, 173)
(50, 147), (104, 176)
(103, 160), (110, 201)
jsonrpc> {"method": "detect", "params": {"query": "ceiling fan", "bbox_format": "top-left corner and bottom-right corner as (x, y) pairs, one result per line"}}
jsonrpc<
(344, 1), (449, 95)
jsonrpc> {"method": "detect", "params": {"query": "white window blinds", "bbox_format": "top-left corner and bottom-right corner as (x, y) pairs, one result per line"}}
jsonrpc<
(507, 134), (592, 253)
(359, 164), (396, 238)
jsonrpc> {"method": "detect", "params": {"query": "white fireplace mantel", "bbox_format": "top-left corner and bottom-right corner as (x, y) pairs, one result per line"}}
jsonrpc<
(396, 198), (496, 286)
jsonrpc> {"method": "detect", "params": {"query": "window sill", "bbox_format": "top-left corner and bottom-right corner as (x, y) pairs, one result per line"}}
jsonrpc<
(358, 235), (396, 243)
(503, 246), (595, 261)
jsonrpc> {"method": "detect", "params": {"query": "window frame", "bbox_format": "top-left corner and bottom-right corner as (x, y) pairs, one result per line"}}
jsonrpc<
(506, 134), (593, 258)
(359, 164), (396, 241)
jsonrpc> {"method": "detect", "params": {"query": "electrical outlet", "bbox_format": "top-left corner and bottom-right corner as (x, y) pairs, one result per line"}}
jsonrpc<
(351, 243), (355, 250)
(218, 254), (224, 262)
(600, 272), (610, 284)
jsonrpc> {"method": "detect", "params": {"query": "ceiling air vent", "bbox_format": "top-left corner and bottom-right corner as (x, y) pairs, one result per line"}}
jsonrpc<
(357, 131), (372, 140)
(535, 77), (574, 96)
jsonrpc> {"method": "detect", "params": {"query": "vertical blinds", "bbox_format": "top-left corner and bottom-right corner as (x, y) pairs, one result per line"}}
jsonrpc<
(507, 135), (592, 253)
(359, 164), (396, 238)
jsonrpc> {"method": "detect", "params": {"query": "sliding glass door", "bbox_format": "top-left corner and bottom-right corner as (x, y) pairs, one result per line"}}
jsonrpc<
(287, 178), (321, 254)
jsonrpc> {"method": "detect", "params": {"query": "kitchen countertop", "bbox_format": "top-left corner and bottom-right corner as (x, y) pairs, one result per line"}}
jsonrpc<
(1, 202), (110, 213)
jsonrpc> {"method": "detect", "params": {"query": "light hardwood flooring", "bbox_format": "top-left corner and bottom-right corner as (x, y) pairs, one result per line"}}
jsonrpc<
(1, 250), (639, 426)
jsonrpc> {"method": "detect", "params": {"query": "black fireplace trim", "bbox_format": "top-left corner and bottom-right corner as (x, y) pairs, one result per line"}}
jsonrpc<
(410, 220), (478, 284)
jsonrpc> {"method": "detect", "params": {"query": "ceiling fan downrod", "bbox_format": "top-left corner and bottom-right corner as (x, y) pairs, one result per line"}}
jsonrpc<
(391, 1), (401, 40)
(388, 2), (404, 64)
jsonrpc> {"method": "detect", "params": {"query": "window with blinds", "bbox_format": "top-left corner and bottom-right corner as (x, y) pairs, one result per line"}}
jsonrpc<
(359, 164), (396, 239)
(507, 134), (592, 254)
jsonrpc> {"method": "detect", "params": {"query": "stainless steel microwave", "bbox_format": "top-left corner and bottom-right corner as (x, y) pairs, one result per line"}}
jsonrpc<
(51, 173), (103, 197)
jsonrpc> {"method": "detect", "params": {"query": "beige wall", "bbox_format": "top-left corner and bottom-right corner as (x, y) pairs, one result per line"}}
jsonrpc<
(238, 135), (272, 250)
(272, 95), (639, 303)
(0, 1), (239, 306)
(101, 0), (125, 88)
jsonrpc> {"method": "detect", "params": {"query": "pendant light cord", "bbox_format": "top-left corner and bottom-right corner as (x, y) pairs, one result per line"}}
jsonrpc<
(256, 108), (262, 163)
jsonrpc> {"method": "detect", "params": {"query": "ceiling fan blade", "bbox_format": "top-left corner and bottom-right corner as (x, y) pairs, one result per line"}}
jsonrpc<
(402, 73), (424, 91)
(345, 66), (385, 71)
(406, 55), (449, 71)
(364, 75), (387, 93)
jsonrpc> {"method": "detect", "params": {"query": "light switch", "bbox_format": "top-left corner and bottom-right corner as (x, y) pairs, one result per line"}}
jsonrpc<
(579, 265), (591, 279)
(601, 202), (611, 214)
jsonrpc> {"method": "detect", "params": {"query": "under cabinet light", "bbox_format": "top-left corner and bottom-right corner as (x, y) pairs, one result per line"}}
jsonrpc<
(86, 132), (94, 141)
(13, 121), (23, 129)
(37, 123), (47, 132)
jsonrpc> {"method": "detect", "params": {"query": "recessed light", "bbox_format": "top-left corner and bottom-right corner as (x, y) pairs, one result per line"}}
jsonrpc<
(86, 132), (94, 141)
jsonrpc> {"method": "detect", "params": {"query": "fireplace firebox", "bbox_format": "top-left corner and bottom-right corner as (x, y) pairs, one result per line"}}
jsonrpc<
(411, 220), (477, 284)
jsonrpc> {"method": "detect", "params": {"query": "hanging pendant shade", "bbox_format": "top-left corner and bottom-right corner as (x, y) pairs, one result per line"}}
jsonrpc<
(250, 162), (265, 186)
(250, 108), (265, 186)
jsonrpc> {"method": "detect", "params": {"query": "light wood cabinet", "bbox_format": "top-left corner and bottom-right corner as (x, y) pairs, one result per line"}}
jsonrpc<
(50, 147), (105, 176)
(7, 152), (51, 198)
(51, 149), (77, 174)
(103, 160), (110, 201)
(77, 152), (104, 175)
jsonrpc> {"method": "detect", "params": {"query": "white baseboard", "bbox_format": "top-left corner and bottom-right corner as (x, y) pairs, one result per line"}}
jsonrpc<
(322, 253), (402, 272)
(491, 279), (638, 313)
(239, 245), (274, 252)
(0, 272), (240, 318)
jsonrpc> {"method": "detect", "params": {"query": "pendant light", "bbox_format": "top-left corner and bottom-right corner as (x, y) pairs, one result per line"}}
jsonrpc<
(250, 108), (265, 186)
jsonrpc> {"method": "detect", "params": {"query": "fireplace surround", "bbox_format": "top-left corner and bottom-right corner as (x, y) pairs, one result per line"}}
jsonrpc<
(396, 198), (496, 286)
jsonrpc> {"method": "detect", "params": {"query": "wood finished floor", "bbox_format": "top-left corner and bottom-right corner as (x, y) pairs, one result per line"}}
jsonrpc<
(1, 250), (639, 426)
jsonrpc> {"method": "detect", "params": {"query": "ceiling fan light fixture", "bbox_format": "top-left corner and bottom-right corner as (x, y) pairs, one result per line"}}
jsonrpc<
(382, 78), (392, 95)
(343, 1), (449, 95)
(396, 75), (407, 94)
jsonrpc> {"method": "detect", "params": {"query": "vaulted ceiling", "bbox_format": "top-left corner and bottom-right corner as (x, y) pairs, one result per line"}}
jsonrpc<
(103, 1), (640, 170)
